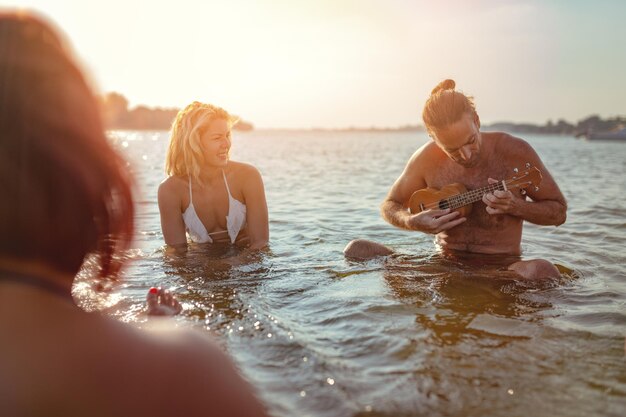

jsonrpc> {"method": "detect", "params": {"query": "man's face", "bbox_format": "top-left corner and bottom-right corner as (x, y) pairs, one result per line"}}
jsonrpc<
(432, 112), (482, 168)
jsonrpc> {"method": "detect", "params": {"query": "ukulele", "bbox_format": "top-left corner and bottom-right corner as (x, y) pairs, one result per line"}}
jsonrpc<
(408, 164), (542, 217)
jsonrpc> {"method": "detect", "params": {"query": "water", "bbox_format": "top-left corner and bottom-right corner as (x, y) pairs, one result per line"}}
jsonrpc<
(94, 131), (625, 416)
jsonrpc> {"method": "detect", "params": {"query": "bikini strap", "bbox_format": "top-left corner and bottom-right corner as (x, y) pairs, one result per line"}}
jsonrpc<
(188, 174), (193, 204)
(222, 169), (233, 199)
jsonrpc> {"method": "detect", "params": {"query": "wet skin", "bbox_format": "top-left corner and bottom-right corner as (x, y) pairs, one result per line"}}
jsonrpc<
(381, 112), (567, 256)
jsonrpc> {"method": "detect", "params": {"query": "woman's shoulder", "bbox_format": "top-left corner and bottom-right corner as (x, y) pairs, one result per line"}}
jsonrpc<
(158, 175), (188, 196)
(227, 161), (262, 179)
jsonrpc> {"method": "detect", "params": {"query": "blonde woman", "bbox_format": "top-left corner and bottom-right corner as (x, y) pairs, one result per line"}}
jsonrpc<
(158, 102), (269, 250)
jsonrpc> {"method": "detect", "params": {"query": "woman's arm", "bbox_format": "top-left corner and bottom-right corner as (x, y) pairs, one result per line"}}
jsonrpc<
(158, 178), (188, 247)
(242, 167), (269, 250)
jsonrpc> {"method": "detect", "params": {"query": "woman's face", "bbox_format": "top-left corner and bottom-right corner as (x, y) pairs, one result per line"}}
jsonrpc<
(200, 118), (231, 167)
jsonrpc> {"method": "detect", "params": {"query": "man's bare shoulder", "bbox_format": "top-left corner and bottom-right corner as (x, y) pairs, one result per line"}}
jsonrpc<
(487, 132), (535, 156)
(408, 140), (445, 166)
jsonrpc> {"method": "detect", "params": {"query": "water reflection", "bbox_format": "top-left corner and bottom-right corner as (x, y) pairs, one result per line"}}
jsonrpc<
(110, 131), (626, 417)
(159, 243), (272, 334)
(383, 253), (568, 346)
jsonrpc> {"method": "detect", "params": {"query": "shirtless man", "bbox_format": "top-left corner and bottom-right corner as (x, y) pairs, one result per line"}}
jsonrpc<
(344, 79), (567, 279)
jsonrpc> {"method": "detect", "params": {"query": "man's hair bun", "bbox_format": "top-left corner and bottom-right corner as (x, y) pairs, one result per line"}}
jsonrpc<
(431, 79), (456, 95)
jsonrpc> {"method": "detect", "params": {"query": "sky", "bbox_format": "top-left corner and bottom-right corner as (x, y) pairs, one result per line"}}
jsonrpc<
(4, 0), (626, 128)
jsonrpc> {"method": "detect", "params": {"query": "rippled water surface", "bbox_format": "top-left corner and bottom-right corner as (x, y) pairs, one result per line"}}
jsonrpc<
(100, 131), (625, 417)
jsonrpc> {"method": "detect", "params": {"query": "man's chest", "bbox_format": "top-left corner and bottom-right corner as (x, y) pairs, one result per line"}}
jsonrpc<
(424, 160), (513, 191)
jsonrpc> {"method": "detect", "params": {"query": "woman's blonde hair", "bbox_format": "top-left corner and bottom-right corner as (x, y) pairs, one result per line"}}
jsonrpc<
(422, 79), (477, 136)
(165, 101), (237, 185)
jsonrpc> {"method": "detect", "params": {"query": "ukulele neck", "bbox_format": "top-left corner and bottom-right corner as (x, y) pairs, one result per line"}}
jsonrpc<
(444, 181), (507, 210)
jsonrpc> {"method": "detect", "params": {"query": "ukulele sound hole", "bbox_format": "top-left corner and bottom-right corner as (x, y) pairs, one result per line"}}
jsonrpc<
(439, 199), (450, 210)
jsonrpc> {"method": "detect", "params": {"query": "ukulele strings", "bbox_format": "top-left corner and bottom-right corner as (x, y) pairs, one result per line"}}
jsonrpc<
(420, 181), (510, 211)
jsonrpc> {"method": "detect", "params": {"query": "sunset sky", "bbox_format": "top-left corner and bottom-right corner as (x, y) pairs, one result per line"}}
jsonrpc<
(6, 0), (626, 128)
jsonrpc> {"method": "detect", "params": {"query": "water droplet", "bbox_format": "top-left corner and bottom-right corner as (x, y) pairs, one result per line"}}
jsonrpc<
(300, 391), (306, 397)
(238, 326), (244, 331)
(326, 378), (335, 385)
(507, 389), (514, 395)
(303, 357), (308, 362)
(142, 155), (147, 160)
(267, 333), (272, 338)
(122, 141), (129, 148)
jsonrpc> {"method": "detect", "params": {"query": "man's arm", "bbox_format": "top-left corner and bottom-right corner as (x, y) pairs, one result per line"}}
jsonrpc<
(483, 140), (567, 226)
(381, 148), (466, 234)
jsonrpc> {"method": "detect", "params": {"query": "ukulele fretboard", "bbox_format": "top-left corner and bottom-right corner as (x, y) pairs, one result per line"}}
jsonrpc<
(441, 182), (506, 210)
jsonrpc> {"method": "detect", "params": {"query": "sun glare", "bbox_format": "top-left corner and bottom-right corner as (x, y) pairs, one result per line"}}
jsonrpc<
(5, 0), (626, 128)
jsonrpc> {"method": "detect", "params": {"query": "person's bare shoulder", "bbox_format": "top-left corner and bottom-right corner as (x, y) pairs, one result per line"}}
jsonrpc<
(490, 132), (535, 159)
(140, 325), (268, 416)
(158, 175), (187, 207)
(158, 175), (187, 195)
(406, 140), (445, 171)
(227, 160), (262, 179)
(86, 316), (268, 416)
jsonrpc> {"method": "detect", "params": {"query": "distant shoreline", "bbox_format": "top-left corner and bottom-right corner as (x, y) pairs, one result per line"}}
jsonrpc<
(105, 127), (596, 136)
(100, 93), (624, 136)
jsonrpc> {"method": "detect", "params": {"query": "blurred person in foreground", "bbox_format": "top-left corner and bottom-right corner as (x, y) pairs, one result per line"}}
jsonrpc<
(0, 11), (268, 417)
(344, 79), (567, 279)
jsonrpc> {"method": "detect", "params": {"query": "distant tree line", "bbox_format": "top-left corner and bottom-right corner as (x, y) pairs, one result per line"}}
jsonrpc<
(98, 92), (623, 136)
(98, 92), (254, 131)
(484, 115), (626, 136)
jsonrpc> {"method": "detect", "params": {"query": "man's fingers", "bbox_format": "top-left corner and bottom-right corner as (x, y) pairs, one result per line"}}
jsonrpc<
(486, 206), (504, 215)
(427, 208), (452, 217)
(438, 216), (467, 231)
(483, 192), (511, 207)
(432, 209), (458, 220)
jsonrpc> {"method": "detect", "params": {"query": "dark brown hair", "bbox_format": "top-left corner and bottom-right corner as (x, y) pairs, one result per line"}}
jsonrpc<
(422, 79), (478, 135)
(0, 12), (134, 280)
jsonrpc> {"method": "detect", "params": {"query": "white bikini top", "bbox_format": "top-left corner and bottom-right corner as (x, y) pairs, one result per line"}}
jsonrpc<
(182, 171), (247, 244)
